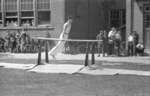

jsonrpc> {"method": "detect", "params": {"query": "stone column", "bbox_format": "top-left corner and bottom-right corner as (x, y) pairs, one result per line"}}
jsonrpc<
(17, 0), (20, 26)
(126, 0), (134, 49)
(33, 0), (37, 26)
(1, 0), (5, 27)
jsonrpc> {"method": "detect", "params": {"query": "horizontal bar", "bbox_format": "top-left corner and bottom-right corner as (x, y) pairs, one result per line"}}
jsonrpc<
(32, 37), (103, 42)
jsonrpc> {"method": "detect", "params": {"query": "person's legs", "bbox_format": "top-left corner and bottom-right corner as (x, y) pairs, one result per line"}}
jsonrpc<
(128, 42), (131, 56)
(131, 43), (134, 56)
(102, 44), (104, 56)
(49, 41), (65, 59)
(97, 44), (100, 57)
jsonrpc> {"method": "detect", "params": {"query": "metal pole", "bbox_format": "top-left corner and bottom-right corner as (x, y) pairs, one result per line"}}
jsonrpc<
(45, 40), (49, 63)
(91, 43), (95, 65)
(37, 40), (42, 65)
(84, 42), (89, 66)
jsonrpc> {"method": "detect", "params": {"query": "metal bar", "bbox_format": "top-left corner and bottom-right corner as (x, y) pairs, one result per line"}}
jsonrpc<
(84, 42), (89, 66)
(32, 37), (102, 42)
(91, 43), (95, 65)
(37, 40), (42, 65)
(45, 40), (49, 63)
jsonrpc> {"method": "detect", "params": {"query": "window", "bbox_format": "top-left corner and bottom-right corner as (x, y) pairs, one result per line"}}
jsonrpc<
(21, 11), (34, 17)
(21, 11), (34, 26)
(37, 0), (51, 25)
(5, 0), (17, 12)
(21, 0), (33, 11)
(38, 11), (50, 25)
(21, 0), (34, 26)
(5, 0), (18, 27)
(144, 6), (150, 27)
(109, 9), (126, 28)
(37, 0), (50, 11)
(0, 0), (51, 27)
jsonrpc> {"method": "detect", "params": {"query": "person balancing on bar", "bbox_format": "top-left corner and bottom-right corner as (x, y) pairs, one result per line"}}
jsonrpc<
(49, 16), (73, 59)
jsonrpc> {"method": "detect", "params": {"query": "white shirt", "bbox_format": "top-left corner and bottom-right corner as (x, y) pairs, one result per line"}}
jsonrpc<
(128, 35), (134, 42)
(108, 31), (116, 38)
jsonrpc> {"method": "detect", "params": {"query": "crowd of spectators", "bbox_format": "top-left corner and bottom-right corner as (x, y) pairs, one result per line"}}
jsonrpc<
(0, 30), (39, 53)
(0, 27), (145, 56)
(96, 27), (144, 57)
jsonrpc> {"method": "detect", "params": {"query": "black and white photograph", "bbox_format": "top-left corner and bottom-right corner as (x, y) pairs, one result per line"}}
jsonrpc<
(0, 0), (150, 96)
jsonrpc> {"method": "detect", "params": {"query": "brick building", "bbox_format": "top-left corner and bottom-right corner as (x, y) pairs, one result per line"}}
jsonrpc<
(0, 0), (150, 50)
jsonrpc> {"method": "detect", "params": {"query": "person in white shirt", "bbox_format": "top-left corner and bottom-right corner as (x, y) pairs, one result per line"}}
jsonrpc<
(49, 17), (73, 59)
(108, 27), (116, 55)
(127, 33), (134, 56)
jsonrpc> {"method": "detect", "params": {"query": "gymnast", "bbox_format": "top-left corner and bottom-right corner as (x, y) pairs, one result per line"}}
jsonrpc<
(49, 17), (73, 59)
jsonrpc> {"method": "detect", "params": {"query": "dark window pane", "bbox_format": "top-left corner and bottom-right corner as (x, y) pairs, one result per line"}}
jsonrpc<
(21, 11), (34, 17)
(6, 12), (17, 16)
(38, 11), (50, 25)
(110, 9), (125, 28)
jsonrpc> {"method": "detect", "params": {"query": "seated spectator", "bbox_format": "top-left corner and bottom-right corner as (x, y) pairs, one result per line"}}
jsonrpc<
(135, 43), (144, 56)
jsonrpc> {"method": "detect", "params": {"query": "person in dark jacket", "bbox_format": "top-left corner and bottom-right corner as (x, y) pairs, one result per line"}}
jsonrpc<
(133, 31), (139, 55)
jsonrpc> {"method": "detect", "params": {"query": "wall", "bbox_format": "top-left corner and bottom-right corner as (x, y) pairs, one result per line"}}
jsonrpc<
(133, 1), (143, 42)
(50, 0), (65, 38)
(65, 0), (126, 39)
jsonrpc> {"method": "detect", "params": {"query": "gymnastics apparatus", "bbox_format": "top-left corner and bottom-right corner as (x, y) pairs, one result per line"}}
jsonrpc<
(30, 17), (101, 70)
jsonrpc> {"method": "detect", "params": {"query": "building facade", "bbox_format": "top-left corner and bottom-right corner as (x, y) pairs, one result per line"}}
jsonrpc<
(126, 0), (150, 50)
(65, 0), (126, 40)
(0, 0), (150, 50)
(0, 0), (54, 37)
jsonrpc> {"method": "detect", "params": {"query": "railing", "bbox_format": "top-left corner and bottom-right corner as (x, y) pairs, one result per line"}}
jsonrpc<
(33, 37), (103, 67)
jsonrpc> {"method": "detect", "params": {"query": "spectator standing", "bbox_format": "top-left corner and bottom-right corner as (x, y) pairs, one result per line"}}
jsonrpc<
(133, 31), (139, 55)
(114, 30), (122, 56)
(9, 32), (16, 53)
(4, 31), (11, 52)
(0, 37), (5, 52)
(15, 31), (21, 52)
(108, 27), (116, 56)
(103, 30), (108, 56)
(20, 30), (27, 52)
(127, 33), (134, 56)
(96, 30), (104, 57)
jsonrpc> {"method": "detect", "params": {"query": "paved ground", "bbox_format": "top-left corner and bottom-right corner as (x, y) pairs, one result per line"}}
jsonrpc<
(1, 53), (150, 96)
(1, 68), (150, 96)
(1, 52), (150, 64)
